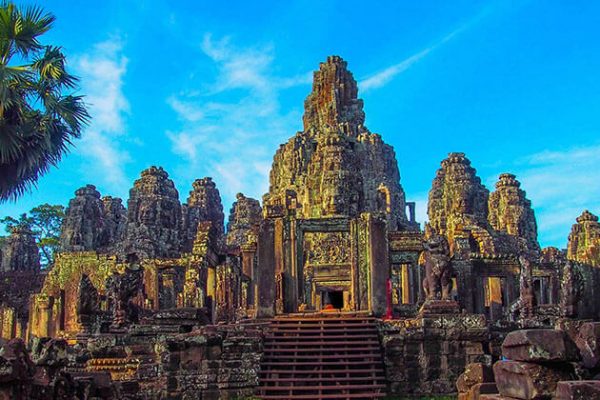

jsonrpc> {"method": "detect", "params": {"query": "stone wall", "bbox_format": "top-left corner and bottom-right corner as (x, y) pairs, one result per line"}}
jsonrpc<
(82, 323), (264, 399)
(29, 252), (122, 338)
(0, 337), (123, 400)
(0, 271), (45, 339)
(1, 324), (264, 400)
(378, 314), (490, 396)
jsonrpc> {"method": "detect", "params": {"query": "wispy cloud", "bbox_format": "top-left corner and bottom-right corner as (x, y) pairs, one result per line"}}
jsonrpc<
(509, 145), (600, 247)
(166, 34), (310, 204)
(360, 6), (490, 91)
(73, 38), (131, 192)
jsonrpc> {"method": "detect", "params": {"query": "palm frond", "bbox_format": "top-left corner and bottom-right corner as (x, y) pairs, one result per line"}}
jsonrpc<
(0, 2), (89, 202)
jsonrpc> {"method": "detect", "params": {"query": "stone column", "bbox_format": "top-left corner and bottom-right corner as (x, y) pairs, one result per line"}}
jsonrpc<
(488, 277), (503, 321)
(257, 219), (276, 318)
(37, 296), (54, 338)
(241, 242), (257, 309)
(453, 235), (475, 313)
(0, 307), (14, 339)
(401, 264), (411, 304)
(368, 214), (389, 317)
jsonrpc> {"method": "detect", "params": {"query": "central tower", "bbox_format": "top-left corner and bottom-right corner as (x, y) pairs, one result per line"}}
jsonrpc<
(264, 56), (415, 229)
(258, 56), (417, 317)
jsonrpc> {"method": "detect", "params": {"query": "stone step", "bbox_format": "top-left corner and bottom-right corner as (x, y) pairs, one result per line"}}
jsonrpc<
(260, 368), (385, 376)
(258, 392), (386, 399)
(258, 316), (385, 399)
(263, 353), (382, 361)
(259, 383), (386, 392)
(260, 376), (385, 384)
(262, 359), (382, 367)
(263, 339), (380, 347)
(265, 334), (378, 341)
(262, 345), (381, 353)
(268, 327), (378, 334)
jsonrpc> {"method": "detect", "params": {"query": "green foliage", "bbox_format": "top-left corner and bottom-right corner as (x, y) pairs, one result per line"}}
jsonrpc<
(1, 203), (64, 267)
(0, 1), (89, 201)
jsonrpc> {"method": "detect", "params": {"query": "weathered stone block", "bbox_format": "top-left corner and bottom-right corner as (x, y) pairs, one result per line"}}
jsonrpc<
(493, 360), (573, 399)
(456, 362), (494, 393)
(468, 382), (499, 400)
(575, 322), (600, 369)
(555, 381), (600, 400)
(502, 329), (579, 362)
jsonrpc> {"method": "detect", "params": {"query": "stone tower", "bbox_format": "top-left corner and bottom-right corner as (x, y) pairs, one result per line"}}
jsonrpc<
(265, 56), (414, 230)
(488, 173), (540, 253)
(567, 210), (600, 266)
(60, 185), (127, 253)
(123, 166), (182, 259)
(428, 153), (540, 255)
(427, 152), (492, 252)
(99, 196), (127, 252)
(181, 177), (225, 253)
(226, 193), (262, 248)
(1, 227), (40, 272)
(60, 185), (105, 252)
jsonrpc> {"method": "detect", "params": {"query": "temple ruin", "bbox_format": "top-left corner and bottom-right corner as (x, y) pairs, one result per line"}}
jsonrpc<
(1, 56), (599, 399)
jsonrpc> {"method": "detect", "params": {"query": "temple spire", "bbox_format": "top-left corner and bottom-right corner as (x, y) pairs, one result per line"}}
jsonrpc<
(302, 56), (366, 136)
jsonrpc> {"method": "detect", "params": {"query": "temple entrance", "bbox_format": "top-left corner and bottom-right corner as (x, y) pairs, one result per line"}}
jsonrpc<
(322, 290), (344, 310)
(311, 281), (352, 312)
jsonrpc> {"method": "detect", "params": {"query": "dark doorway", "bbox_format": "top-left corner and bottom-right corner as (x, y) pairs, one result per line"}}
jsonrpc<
(323, 290), (344, 309)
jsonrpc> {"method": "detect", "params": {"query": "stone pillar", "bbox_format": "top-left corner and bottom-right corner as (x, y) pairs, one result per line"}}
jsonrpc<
(369, 214), (389, 317)
(241, 242), (257, 309)
(257, 219), (276, 318)
(159, 269), (177, 309)
(0, 307), (15, 339)
(488, 277), (503, 321)
(453, 235), (475, 313)
(37, 296), (54, 338)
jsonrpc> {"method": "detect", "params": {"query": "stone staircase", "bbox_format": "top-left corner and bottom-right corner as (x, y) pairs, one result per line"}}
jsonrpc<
(257, 314), (387, 399)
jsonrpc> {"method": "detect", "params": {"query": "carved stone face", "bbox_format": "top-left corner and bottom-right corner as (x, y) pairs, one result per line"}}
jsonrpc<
(453, 190), (473, 214)
(321, 174), (345, 215)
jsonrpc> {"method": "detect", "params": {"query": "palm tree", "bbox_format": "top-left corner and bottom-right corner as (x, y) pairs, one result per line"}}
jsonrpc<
(0, 2), (89, 201)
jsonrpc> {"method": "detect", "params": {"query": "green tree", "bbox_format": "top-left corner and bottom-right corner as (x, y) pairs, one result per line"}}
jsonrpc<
(0, 2), (89, 201)
(1, 203), (64, 267)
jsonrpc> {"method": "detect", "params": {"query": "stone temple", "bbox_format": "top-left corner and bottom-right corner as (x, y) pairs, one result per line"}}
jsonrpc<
(1, 56), (600, 399)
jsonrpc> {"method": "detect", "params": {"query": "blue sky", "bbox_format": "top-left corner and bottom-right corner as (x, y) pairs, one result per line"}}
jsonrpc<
(2, 0), (600, 248)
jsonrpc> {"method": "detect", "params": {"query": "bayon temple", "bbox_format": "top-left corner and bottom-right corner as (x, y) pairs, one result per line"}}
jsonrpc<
(1, 56), (600, 399)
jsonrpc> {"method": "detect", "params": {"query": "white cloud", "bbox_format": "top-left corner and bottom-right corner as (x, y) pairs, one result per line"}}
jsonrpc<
(73, 38), (131, 190)
(167, 96), (204, 122)
(360, 6), (490, 91)
(500, 145), (600, 247)
(166, 34), (309, 204)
